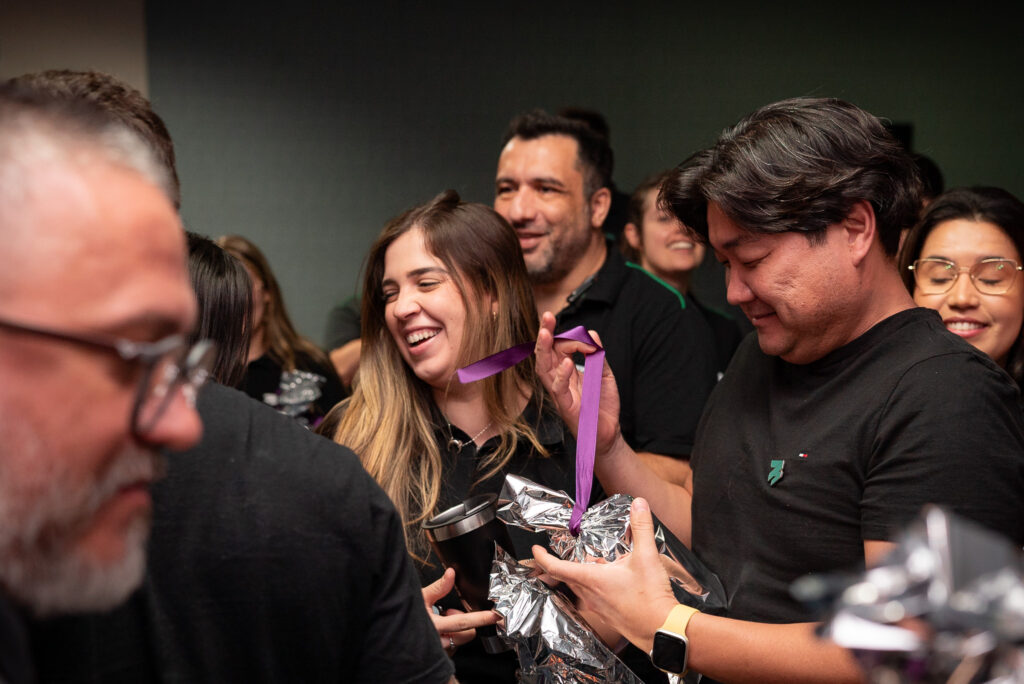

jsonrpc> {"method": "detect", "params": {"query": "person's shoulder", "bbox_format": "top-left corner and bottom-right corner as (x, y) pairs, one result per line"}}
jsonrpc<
(898, 343), (1019, 403)
(190, 383), (369, 483)
(621, 261), (689, 308)
(882, 309), (1015, 385)
(176, 384), (402, 547)
(597, 258), (703, 327)
(877, 327), (1023, 435)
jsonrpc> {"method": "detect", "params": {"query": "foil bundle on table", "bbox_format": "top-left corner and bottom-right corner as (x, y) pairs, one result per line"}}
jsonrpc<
(496, 474), (727, 611)
(489, 545), (644, 683)
(794, 505), (1024, 683)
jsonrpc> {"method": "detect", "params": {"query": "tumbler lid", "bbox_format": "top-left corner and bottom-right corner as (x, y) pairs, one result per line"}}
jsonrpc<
(422, 493), (498, 541)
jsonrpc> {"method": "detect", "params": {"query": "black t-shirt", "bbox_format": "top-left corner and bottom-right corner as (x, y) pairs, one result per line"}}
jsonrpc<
(691, 307), (1024, 624)
(29, 384), (453, 684)
(0, 595), (33, 684)
(417, 402), (667, 684)
(418, 402), (581, 684)
(418, 401), (586, 592)
(555, 248), (718, 458)
(240, 349), (347, 428)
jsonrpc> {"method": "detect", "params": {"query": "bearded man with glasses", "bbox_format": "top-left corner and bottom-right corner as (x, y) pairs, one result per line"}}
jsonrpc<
(0, 87), (209, 682)
(13, 70), (455, 684)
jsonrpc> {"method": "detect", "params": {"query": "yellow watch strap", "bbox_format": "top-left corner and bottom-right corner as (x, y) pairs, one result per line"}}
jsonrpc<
(659, 604), (699, 638)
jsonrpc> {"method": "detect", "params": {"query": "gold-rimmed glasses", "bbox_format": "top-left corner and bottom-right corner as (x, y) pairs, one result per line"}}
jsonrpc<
(907, 257), (1023, 296)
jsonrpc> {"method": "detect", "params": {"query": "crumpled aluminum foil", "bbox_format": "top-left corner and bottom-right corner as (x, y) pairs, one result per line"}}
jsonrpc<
(497, 474), (727, 612)
(489, 544), (644, 683)
(486, 475), (728, 683)
(794, 505), (1024, 683)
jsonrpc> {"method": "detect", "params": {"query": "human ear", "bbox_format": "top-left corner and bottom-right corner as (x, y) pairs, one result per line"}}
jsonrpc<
(589, 187), (612, 230)
(623, 222), (642, 250)
(843, 200), (877, 266)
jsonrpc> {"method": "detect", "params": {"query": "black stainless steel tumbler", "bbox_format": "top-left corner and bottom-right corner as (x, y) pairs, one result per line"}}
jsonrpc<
(423, 492), (513, 654)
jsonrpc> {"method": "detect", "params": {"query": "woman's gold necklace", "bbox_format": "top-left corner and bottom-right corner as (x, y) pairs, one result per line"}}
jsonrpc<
(445, 419), (493, 452)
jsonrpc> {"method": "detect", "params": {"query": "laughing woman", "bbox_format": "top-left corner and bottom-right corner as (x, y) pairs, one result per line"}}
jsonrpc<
(900, 186), (1024, 388)
(326, 190), (609, 684)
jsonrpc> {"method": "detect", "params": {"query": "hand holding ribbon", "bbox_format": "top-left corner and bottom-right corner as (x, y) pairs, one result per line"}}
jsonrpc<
(533, 312), (622, 461)
(457, 311), (621, 535)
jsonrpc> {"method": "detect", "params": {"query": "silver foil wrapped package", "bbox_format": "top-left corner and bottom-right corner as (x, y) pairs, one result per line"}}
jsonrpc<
(263, 369), (324, 419)
(497, 473), (727, 612)
(489, 544), (644, 683)
(795, 505), (1024, 683)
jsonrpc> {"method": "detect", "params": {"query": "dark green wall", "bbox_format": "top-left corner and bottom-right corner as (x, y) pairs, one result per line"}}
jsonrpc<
(147, 0), (1024, 340)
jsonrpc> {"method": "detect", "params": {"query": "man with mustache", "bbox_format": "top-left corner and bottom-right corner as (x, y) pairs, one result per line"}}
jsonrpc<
(494, 109), (718, 488)
(0, 84), (206, 682)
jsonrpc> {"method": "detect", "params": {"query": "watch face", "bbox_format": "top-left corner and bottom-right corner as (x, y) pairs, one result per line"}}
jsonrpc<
(651, 631), (688, 674)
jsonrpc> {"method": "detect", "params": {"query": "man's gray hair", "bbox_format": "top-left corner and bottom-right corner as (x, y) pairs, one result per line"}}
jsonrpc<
(0, 84), (172, 224)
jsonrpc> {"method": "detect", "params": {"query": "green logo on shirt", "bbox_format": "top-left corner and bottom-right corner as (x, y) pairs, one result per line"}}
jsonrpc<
(768, 459), (785, 486)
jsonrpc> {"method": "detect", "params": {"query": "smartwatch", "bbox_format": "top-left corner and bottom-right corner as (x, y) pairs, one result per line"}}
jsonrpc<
(649, 604), (699, 675)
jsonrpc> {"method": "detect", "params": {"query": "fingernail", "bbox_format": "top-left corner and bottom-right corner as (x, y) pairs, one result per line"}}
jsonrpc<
(632, 497), (649, 513)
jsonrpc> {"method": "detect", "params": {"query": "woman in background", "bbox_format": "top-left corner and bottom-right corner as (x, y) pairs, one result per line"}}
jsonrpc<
(186, 231), (251, 387)
(900, 186), (1024, 387)
(218, 234), (346, 428)
(622, 169), (743, 376)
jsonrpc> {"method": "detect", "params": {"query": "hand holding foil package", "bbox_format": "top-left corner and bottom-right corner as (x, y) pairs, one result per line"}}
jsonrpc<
(796, 505), (1024, 683)
(490, 545), (645, 683)
(497, 474), (727, 611)
(486, 474), (728, 682)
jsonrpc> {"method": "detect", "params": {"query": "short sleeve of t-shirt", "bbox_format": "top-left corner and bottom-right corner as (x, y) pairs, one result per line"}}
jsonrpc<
(862, 351), (1024, 545)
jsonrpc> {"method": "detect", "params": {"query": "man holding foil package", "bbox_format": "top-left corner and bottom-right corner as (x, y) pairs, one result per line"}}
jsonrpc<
(532, 97), (1024, 683)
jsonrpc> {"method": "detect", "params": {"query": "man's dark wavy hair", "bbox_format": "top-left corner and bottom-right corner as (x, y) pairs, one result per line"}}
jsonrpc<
(661, 97), (922, 257)
(501, 108), (613, 200)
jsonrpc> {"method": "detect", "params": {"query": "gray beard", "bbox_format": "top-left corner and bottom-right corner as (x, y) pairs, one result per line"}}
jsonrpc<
(1, 513), (149, 617)
(0, 420), (160, 617)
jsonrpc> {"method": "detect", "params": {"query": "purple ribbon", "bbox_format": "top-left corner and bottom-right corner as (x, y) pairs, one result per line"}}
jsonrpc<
(457, 326), (603, 536)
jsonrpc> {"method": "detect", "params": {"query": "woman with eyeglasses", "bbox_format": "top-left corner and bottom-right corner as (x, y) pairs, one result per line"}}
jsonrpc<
(900, 186), (1024, 387)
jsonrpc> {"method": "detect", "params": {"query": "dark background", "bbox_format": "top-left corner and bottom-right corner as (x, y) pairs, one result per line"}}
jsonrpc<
(145, 0), (1024, 340)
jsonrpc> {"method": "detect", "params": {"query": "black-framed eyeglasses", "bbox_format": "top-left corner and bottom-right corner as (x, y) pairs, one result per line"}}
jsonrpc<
(0, 315), (216, 435)
(908, 257), (1023, 296)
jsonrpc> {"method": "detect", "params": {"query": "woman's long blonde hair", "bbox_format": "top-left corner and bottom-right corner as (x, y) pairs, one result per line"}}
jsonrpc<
(331, 190), (548, 562)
